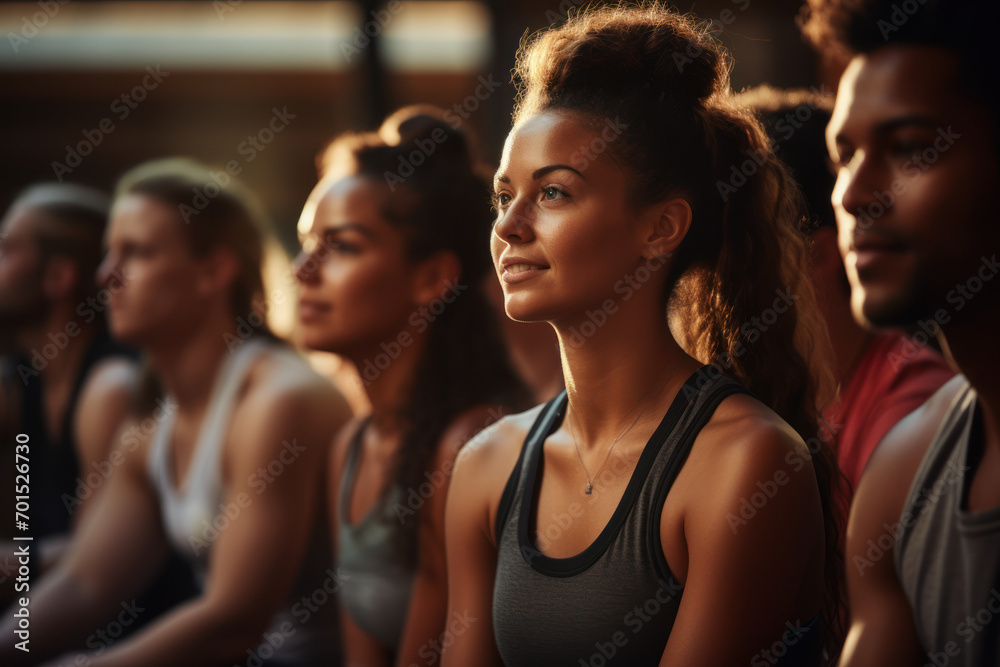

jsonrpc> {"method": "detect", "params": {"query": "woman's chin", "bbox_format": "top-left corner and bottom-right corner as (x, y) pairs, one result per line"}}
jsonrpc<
(299, 330), (340, 354)
(108, 320), (143, 346)
(503, 296), (553, 324)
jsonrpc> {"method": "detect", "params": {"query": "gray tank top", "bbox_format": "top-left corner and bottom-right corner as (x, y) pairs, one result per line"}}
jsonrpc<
(337, 419), (416, 651)
(148, 339), (340, 666)
(493, 365), (824, 666)
(895, 381), (1000, 666)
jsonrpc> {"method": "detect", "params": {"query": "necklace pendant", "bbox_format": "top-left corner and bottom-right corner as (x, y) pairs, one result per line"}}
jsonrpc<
(585, 484), (593, 495)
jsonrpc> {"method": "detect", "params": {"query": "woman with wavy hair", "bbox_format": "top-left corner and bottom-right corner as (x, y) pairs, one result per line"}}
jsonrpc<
(443, 4), (843, 666)
(295, 107), (530, 666)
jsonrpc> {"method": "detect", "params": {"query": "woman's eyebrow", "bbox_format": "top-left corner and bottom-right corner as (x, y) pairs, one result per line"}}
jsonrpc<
(532, 164), (587, 182)
(494, 164), (588, 187)
(317, 222), (378, 240)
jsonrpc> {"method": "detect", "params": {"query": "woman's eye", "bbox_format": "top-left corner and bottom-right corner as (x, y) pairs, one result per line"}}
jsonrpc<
(121, 243), (147, 258)
(319, 233), (357, 254)
(541, 185), (567, 201)
(493, 192), (512, 211)
(892, 142), (928, 159)
(832, 149), (853, 168)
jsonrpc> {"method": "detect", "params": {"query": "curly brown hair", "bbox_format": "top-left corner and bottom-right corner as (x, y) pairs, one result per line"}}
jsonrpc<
(514, 1), (846, 653)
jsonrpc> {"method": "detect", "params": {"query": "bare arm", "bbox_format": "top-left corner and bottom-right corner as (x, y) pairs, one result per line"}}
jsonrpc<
(395, 408), (496, 667)
(341, 612), (392, 667)
(837, 380), (963, 666)
(70, 358), (137, 528)
(441, 419), (521, 667)
(84, 370), (351, 667)
(0, 358), (136, 599)
(28, 359), (139, 574)
(0, 421), (169, 666)
(659, 399), (826, 665)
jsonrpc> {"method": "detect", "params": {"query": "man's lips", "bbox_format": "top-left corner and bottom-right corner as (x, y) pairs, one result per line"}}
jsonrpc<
(850, 241), (908, 272)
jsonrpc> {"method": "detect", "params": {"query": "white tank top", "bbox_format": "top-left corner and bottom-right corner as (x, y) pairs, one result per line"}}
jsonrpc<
(147, 338), (340, 665)
(148, 339), (264, 570)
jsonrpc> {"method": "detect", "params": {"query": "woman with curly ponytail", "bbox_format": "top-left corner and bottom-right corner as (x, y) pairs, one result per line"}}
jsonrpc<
(295, 106), (530, 666)
(443, 4), (843, 665)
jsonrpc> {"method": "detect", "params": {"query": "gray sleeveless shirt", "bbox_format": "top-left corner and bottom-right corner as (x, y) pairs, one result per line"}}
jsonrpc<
(492, 365), (824, 666)
(895, 381), (1000, 666)
(337, 419), (416, 651)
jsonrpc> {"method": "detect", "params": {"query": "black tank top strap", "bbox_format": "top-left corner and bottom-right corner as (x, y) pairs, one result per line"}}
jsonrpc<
(647, 372), (750, 584)
(491, 364), (758, 666)
(517, 365), (750, 578)
(494, 392), (567, 543)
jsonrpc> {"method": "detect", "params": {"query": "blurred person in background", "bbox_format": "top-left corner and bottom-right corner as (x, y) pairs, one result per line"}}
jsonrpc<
(0, 158), (350, 666)
(802, 0), (1000, 664)
(295, 105), (530, 666)
(739, 85), (955, 508)
(0, 184), (134, 577)
(0, 184), (196, 631)
(444, 4), (845, 665)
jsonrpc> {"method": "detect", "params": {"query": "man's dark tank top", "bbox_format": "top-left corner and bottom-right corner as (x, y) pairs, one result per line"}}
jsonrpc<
(9, 331), (198, 635)
(492, 365), (824, 666)
(895, 381), (1000, 666)
(17, 330), (133, 539)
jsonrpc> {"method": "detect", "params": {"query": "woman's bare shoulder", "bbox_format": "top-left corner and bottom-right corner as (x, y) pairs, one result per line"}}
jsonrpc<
(449, 403), (549, 531)
(677, 392), (822, 528)
(239, 342), (350, 424)
(454, 401), (549, 477)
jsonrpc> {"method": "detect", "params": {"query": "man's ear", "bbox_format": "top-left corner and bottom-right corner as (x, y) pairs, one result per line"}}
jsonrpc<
(412, 250), (462, 307)
(41, 256), (79, 301)
(641, 197), (692, 260)
(196, 247), (241, 299)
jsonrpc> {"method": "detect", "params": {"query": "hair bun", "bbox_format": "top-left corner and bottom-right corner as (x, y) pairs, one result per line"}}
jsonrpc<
(515, 6), (725, 120)
(652, 38), (719, 104)
(379, 105), (472, 165)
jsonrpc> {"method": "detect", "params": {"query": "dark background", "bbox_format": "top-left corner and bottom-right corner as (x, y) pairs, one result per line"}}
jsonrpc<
(0, 0), (834, 250)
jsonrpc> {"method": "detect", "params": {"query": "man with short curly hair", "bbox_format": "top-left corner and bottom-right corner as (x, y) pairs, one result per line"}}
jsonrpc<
(802, 0), (1000, 664)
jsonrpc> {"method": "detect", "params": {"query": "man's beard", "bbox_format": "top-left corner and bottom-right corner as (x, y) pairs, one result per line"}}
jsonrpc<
(0, 298), (51, 349)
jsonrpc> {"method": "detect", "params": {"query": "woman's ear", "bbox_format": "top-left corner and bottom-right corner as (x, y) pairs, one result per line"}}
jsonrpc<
(642, 197), (692, 260)
(196, 246), (241, 298)
(412, 250), (463, 307)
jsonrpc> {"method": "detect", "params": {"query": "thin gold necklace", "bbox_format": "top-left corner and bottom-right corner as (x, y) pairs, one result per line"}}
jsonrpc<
(567, 358), (685, 495)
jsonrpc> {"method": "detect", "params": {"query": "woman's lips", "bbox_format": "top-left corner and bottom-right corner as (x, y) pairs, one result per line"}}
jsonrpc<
(298, 300), (331, 321)
(501, 263), (548, 284)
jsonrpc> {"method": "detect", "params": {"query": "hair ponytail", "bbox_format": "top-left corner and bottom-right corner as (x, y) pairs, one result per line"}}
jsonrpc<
(321, 107), (532, 564)
(514, 3), (845, 652)
(675, 103), (846, 650)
